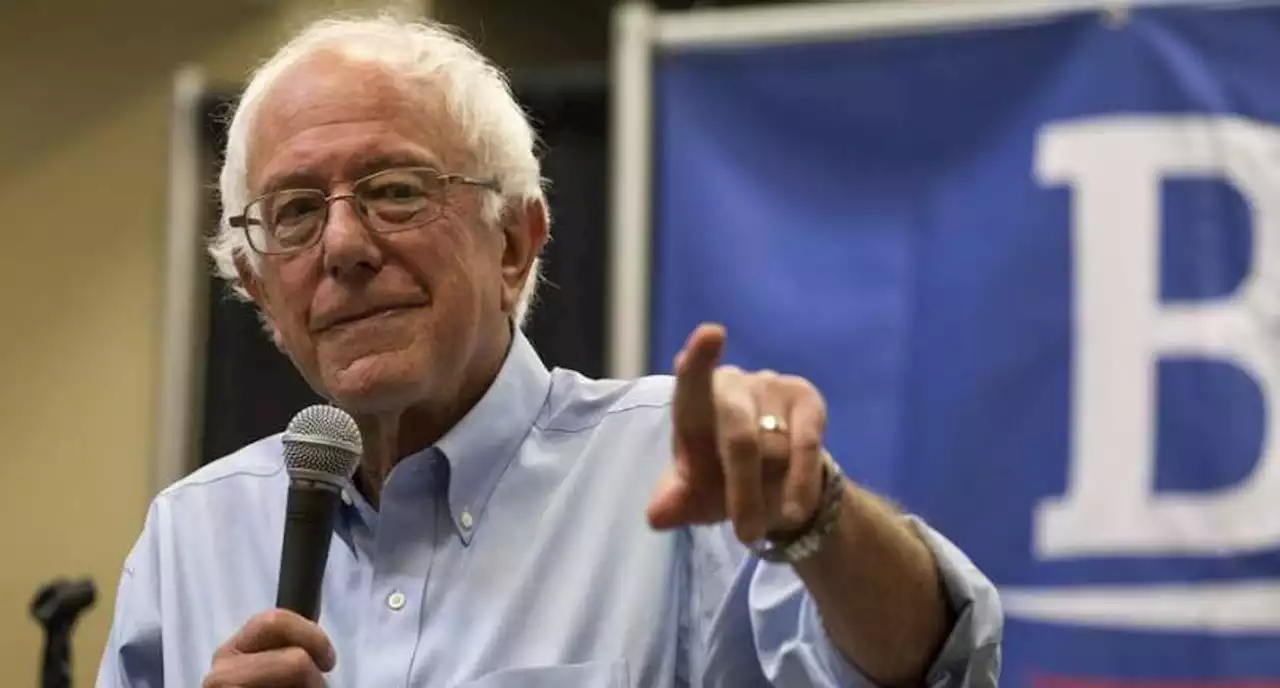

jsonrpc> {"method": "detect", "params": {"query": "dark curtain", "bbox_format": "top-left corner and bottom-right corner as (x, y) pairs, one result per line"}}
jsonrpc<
(196, 91), (322, 466)
(515, 65), (609, 381)
(196, 66), (609, 466)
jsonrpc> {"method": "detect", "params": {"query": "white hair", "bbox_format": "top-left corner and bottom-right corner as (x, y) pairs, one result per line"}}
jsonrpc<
(210, 13), (547, 325)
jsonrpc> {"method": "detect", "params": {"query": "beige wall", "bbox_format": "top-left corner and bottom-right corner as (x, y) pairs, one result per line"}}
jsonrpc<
(0, 1), (425, 684)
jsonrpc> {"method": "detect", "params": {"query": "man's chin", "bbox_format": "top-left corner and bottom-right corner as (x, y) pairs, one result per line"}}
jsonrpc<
(321, 353), (429, 415)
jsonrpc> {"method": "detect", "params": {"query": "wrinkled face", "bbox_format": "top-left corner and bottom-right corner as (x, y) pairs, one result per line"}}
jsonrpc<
(238, 53), (541, 414)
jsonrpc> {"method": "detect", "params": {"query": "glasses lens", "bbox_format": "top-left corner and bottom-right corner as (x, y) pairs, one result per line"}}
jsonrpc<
(357, 168), (444, 232)
(248, 190), (326, 253)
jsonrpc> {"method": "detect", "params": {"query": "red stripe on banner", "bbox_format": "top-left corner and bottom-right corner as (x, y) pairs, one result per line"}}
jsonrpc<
(1031, 675), (1280, 688)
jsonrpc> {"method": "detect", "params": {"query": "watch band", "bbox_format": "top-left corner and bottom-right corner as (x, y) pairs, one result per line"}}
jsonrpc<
(752, 451), (846, 564)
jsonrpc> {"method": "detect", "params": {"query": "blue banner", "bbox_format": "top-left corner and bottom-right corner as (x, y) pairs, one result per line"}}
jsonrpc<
(650, 4), (1280, 686)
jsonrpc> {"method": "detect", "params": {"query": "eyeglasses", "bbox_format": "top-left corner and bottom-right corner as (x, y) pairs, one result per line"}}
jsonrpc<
(228, 167), (500, 256)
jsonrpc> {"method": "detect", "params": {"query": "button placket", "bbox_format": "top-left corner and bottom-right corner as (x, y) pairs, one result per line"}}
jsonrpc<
(356, 459), (441, 685)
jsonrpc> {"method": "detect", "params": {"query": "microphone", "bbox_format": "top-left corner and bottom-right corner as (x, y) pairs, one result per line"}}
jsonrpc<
(277, 404), (362, 620)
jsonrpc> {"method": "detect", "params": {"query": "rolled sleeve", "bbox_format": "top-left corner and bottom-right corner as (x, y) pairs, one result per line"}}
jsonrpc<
(691, 515), (1002, 688)
(906, 516), (1003, 687)
(773, 517), (1003, 688)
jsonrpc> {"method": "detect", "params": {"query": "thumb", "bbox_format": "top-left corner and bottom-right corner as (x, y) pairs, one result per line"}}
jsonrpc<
(646, 466), (697, 530)
(646, 464), (725, 530)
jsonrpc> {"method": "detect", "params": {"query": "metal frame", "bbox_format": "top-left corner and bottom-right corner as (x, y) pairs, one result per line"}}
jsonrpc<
(154, 64), (210, 494)
(606, 0), (1279, 379)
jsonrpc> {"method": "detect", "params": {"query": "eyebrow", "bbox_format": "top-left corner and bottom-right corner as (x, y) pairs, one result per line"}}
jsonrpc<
(257, 151), (444, 195)
(258, 170), (325, 196)
(350, 152), (442, 180)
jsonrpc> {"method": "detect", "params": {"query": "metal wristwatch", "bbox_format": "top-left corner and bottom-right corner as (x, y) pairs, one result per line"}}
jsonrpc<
(752, 450), (846, 564)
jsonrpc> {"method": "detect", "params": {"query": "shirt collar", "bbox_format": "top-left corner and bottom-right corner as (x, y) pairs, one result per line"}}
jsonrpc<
(435, 328), (551, 545)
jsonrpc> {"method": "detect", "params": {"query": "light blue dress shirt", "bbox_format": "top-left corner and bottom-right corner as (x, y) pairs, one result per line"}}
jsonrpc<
(97, 331), (1002, 687)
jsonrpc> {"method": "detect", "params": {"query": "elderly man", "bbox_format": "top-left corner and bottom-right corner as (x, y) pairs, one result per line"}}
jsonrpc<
(97, 14), (1001, 688)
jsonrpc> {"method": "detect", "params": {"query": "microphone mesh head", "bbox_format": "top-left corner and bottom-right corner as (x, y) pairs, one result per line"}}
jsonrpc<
(282, 405), (362, 484)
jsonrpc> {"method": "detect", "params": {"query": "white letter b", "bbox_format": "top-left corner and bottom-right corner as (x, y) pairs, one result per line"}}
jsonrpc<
(1035, 116), (1280, 558)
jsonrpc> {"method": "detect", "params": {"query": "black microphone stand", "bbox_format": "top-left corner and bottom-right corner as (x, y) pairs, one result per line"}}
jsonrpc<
(30, 578), (97, 688)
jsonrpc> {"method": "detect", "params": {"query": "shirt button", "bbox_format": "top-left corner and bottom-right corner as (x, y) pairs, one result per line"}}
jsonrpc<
(386, 591), (406, 611)
(460, 510), (474, 531)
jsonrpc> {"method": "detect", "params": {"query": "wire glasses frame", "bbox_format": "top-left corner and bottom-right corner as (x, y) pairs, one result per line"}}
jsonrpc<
(228, 166), (501, 256)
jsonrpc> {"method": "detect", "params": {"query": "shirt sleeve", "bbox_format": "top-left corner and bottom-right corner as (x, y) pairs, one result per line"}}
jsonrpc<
(685, 515), (1002, 688)
(95, 503), (165, 688)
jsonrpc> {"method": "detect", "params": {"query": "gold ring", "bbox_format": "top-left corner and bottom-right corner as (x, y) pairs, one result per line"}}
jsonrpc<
(758, 414), (788, 434)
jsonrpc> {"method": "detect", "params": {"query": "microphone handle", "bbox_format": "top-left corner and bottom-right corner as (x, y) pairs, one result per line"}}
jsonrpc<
(276, 481), (342, 620)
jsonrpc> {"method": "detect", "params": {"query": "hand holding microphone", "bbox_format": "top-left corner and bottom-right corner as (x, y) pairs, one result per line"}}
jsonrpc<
(203, 609), (334, 688)
(203, 405), (361, 687)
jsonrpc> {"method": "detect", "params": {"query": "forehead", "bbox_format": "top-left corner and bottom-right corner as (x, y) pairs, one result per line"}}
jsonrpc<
(246, 51), (468, 192)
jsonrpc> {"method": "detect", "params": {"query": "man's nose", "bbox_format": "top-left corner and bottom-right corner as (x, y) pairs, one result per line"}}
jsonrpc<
(320, 196), (385, 279)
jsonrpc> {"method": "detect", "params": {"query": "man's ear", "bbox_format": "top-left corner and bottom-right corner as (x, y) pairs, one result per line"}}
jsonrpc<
(499, 198), (549, 314)
(234, 256), (286, 350)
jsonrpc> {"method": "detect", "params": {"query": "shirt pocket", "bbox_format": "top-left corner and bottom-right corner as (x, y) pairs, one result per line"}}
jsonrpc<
(455, 659), (629, 688)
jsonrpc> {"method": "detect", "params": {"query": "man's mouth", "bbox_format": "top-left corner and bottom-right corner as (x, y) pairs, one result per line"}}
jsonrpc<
(314, 304), (423, 332)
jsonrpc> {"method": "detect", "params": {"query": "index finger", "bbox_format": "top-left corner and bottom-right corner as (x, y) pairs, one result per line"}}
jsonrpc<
(674, 323), (726, 407)
(221, 608), (336, 672)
